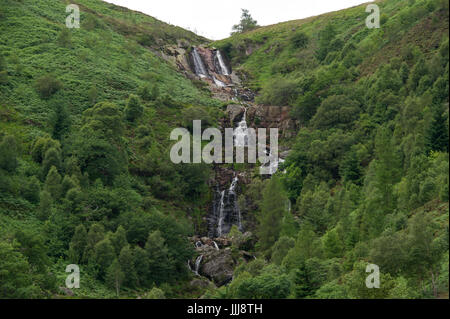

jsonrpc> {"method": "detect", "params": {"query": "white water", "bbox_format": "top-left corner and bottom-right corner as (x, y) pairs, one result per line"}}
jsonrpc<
(194, 255), (203, 275)
(213, 76), (226, 87)
(192, 48), (208, 78)
(234, 108), (248, 147)
(215, 50), (229, 75)
(217, 190), (226, 237)
(212, 241), (220, 250)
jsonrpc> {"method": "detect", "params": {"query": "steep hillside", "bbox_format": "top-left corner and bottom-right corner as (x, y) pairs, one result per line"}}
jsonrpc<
(0, 0), (221, 298)
(0, 0), (448, 300)
(206, 0), (450, 299)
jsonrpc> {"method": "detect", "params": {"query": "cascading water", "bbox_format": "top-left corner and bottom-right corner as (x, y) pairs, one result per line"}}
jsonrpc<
(214, 50), (229, 76)
(213, 76), (226, 87)
(191, 48), (208, 78)
(210, 176), (243, 238)
(194, 255), (203, 275)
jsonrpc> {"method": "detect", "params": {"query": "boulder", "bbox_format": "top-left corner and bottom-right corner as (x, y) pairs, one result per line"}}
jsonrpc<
(199, 248), (235, 286)
(226, 104), (245, 125)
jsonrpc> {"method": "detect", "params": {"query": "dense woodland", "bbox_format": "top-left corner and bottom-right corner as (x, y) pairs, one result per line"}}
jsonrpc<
(0, 0), (449, 299)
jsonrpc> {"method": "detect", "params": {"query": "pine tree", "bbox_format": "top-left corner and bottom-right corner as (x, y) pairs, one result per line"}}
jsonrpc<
(231, 9), (258, 34)
(294, 261), (313, 298)
(425, 106), (449, 153)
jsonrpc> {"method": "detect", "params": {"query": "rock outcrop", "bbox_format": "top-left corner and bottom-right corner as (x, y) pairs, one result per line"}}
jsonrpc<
(247, 105), (298, 139)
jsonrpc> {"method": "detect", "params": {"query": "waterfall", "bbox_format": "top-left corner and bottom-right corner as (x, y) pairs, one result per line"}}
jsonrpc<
(217, 190), (226, 237)
(214, 50), (229, 75)
(213, 76), (226, 87)
(234, 108), (248, 147)
(212, 241), (220, 250)
(191, 48), (208, 78)
(194, 255), (203, 275)
(213, 176), (243, 238)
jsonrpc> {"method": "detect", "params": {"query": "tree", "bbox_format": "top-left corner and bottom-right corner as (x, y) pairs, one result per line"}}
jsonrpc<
(257, 176), (287, 254)
(271, 236), (295, 265)
(34, 74), (62, 99)
(310, 95), (360, 130)
(0, 135), (18, 172)
(68, 224), (88, 264)
(293, 261), (314, 298)
(42, 147), (62, 178)
(118, 245), (138, 288)
(106, 259), (124, 297)
(145, 287), (166, 299)
(44, 166), (62, 200)
(0, 242), (38, 298)
(37, 190), (52, 221)
(231, 9), (258, 34)
(83, 223), (105, 264)
(93, 239), (115, 280)
(125, 94), (143, 122)
(145, 230), (172, 285)
(425, 105), (449, 153)
(133, 246), (151, 288)
(110, 226), (128, 256)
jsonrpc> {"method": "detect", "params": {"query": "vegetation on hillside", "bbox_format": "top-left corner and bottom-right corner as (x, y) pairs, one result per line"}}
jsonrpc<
(0, 0), (221, 298)
(211, 0), (449, 299)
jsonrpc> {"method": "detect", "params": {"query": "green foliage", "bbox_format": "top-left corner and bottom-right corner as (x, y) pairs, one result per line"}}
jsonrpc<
(232, 9), (258, 34)
(0, 241), (39, 298)
(106, 259), (124, 296)
(145, 287), (166, 299)
(257, 176), (287, 254)
(0, 135), (18, 173)
(291, 32), (309, 49)
(125, 94), (143, 122)
(34, 74), (62, 99)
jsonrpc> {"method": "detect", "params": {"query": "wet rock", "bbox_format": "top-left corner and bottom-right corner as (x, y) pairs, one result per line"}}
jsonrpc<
(226, 104), (245, 126)
(200, 248), (235, 286)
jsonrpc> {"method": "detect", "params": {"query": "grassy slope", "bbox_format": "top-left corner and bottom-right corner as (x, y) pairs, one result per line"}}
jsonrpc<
(214, 0), (448, 89)
(0, 0), (222, 297)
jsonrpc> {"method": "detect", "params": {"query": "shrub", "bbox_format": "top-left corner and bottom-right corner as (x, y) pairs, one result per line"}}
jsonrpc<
(34, 74), (62, 99)
(125, 94), (143, 122)
(291, 32), (309, 49)
(257, 77), (299, 106)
